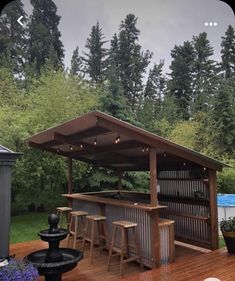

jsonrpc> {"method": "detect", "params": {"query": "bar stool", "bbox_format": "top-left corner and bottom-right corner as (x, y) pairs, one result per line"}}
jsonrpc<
(56, 206), (72, 228)
(82, 215), (107, 264)
(67, 210), (88, 249)
(107, 220), (143, 277)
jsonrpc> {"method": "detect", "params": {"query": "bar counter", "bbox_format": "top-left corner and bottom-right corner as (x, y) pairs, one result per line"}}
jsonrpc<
(63, 190), (174, 268)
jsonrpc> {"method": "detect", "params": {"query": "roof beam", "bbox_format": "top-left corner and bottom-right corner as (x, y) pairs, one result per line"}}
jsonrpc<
(96, 117), (222, 171)
(41, 126), (110, 148)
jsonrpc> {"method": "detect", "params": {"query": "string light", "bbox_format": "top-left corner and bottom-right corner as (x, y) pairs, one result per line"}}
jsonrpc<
(56, 146), (60, 153)
(203, 167), (207, 171)
(183, 162), (186, 166)
(80, 143), (83, 149)
(94, 137), (97, 146)
(115, 135), (120, 144)
(163, 152), (167, 157)
(142, 147), (145, 152)
(146, 147), (149, 152)
(142, 146), (149, 152)
(70, 145), (73, 151)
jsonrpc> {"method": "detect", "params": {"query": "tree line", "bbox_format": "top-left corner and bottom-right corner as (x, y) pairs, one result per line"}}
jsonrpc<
(0, 0), (234, 212)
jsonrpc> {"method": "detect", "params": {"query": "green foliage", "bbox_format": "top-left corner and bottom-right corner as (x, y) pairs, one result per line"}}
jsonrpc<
(0, 0), (28, 76)
(70, 46), (83, 76)
(83, 22), (107, 85)
(117, 14), (152, 109)
(169, 120), (199, 149)
(217, 166), (235, 194)
(221, 25), (235, 79)
(28, 0), (64, 75)
(0, 69), (99, 212)
(192, 32), (217, 113)
(220, 216), (235, 232)
(168, 41), (194, 120)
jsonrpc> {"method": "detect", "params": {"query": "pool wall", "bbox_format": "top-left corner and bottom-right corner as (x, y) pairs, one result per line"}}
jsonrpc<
(217, 194), (235, 234)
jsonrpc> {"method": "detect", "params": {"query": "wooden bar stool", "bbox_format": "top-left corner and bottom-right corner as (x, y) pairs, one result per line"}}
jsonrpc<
(107, 220), (143, 277)
(67, 210), (88, 249)
(82, 215), (107, 264)
(56, 206), (72, 229)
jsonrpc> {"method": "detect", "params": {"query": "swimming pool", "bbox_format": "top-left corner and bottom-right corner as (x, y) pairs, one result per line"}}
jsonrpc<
(217, 194), (235, 233)
(217, 194), (235, 206)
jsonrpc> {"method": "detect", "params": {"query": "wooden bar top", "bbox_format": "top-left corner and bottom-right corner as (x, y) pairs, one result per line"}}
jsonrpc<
(63, 191), (167, 211)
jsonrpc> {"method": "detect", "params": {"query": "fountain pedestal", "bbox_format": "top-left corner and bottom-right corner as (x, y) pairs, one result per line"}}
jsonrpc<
(24, 214), (83, 281)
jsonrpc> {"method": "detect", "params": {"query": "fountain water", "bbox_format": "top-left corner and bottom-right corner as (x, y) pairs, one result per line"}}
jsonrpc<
(24, 213), (83, 281)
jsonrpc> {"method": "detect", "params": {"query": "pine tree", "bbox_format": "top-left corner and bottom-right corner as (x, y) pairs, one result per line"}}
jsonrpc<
(0, 0), (28, 77)
(221, 25), (235, 79)
(100, 66), (134, 122)
(117, 14), (152, 110)
(28, 0), (64, 75)
(83, 22), (107, 85)
(192, 32), (217, 113)
(70, 46), (83, 76)
(108, 33), (119, 71)
(213, 79), (235, 156)
(168, 41), (195, 120)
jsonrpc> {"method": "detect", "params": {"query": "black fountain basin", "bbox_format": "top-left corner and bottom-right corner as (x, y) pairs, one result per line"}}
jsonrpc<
(25, 248), (83, 276)
(38, 228), (68, 242)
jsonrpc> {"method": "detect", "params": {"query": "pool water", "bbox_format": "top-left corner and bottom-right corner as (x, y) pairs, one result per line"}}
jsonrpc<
(217, 194), (235, 206)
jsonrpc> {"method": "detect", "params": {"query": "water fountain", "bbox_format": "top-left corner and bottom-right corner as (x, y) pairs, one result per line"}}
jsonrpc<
(24, 213), (83, 281)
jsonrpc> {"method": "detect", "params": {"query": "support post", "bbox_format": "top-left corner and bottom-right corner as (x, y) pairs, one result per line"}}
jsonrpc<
(150, 210), (161, 268)
(117, 172), (123, 190)
(150, 148), (158, 206)
(67, 158), (73, 194)
(208, 169), (219, 250)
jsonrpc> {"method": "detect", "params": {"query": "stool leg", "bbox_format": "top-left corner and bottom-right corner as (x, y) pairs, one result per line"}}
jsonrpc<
(73, 216), (78, 249)
(90, 220), (95, 264)
(120, 227), (125, 277)
(82, 220), (89, 252)
(67, 215), (73, 247)
(107, 225), (116, 271)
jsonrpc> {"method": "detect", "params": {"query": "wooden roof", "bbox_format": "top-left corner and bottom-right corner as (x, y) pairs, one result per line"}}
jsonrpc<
(27, 111), (225, 171)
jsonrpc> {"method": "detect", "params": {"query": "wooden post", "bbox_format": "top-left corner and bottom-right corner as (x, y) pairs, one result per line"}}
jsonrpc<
(68, 157), (73, 194)
(208, 169), (219, 250)
(150, 210), (161, 268)
(118, 172), (123, 190)
(150, 147), (158, 206)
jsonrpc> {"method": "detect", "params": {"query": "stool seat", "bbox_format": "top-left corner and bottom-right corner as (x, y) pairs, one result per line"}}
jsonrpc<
(113, 220), (137, 228)
(70, 211), (88, 216)
(86, 215), (106, 221)
(56, 207), (72, 212)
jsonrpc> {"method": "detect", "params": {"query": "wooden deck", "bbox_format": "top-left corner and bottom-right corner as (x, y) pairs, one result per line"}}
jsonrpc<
(122, 247), (235, 281)
(9, 239), (211, 281)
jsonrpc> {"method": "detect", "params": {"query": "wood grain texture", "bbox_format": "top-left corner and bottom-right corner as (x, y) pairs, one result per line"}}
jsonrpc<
(10, 239), (207, 281)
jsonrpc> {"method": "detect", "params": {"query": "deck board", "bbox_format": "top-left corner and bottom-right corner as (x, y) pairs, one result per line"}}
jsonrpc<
(122, 247), (235, 281)
(9, 239), (220, 281)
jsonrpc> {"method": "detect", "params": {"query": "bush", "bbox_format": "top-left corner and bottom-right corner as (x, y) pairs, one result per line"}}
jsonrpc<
(217, 167), (235, 194)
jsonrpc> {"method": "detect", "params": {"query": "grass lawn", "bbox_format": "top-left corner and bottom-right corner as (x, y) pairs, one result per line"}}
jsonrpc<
(10, 212), (49, 244)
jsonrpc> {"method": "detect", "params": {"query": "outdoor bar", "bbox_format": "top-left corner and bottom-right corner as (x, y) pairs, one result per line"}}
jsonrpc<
(27, 111), (225, 269)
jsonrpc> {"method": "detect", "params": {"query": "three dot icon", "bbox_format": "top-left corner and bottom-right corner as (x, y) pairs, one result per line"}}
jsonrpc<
(205, 22), (218, 26)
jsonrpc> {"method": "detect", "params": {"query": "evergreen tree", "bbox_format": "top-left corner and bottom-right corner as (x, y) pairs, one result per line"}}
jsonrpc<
(117, 14), (152, 110)
(138, 62), (166, 131)
(70, 46), (83, 76)
(0, 0), (28, 77)
(221, 25), (235, 79)
(168, 41), (195, 120)
(100, 66), (134, 122)
(192, 32), (217, 113)
(213, 79), (235, 156)
(28, 0), (64, 75)
(108, 33), (119, 71)
(83, 22), (107, 85)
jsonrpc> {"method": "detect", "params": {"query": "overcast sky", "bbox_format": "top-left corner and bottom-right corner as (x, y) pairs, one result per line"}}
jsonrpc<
(21, 0), (234, 73)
